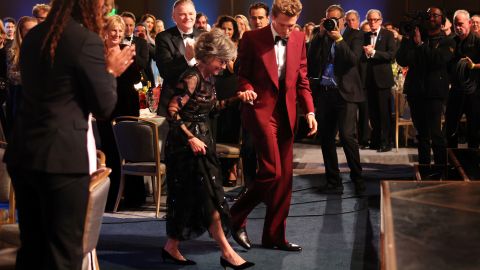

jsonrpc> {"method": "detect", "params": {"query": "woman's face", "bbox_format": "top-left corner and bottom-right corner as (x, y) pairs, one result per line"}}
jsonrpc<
(236, 18), (245, 33)
(106, 24), (124, 47)
(205, 57), (227, 76)
(221, 21), (234, 39)
(155, 21), (165, 33)
(144, 17), (154, 32)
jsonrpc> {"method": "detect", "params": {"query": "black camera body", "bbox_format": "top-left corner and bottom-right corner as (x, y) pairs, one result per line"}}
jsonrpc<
(323, 18), (339, 32)
(399, 11), (430, 36)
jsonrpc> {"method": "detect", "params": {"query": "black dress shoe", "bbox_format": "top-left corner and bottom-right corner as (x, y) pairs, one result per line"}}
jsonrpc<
(262, 242), (302, 252)
(161, 248), (196, 265)
(232, 228), (251, 249)
(220, 257), (255, 270)
(318, 184), (344, 194)
(377, 145), (392, 152)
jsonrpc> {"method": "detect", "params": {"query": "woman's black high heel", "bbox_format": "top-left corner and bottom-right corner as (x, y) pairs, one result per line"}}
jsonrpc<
(161, 248), (196, 265)
(220, 257), (255, 269)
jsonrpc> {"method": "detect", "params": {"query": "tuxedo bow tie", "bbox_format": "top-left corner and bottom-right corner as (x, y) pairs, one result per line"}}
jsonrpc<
(370, 32), (377, 36)
(274, 36), (288, 45)
(182, 33), (194, 39)
(124, 36), (132, 41)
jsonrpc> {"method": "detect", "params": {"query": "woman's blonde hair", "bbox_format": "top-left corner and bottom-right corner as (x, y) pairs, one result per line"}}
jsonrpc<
(11, 16), (37, 66)
(104, 15), (125, 39)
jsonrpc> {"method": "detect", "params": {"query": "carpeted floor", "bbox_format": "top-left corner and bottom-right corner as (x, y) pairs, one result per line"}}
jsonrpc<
(97, 162), (414, 270)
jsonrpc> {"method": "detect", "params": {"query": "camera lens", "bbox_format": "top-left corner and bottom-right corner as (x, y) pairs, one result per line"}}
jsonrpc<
(323, 18), (337, 31)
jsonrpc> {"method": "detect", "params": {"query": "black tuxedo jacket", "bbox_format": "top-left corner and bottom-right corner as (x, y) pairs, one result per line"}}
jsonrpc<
(361, 28), (396, 89)
(4, 18), (117, 174)
(154, 26), (203, 116)
(307, 27), (365, 103)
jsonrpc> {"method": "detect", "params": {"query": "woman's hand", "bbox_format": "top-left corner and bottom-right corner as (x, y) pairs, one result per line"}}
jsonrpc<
(188, 137), (207, 155)
(106, 44), (136, 77)
(238, 90), (258, 105)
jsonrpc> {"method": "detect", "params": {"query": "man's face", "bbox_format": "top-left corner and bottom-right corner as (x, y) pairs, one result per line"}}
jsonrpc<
(122, 17), (135, 36)
(345, 13), (359, 29)
(442, 19), (452, 35)
(472, 16), (480, 34)
(425, 8), (443, 31)
(195, 15), (207, 30)
(326, 9), (345, 31)
(35, 10), (48, 23)
(134, 25), (146, 40)
(272, 13), (298, 38)
(173, 2), (196, 32)
(454, 13), (471, 39)
(367, 11), (382, 31)
(5, 22), (15, 39)
(249, 8), (269, 29)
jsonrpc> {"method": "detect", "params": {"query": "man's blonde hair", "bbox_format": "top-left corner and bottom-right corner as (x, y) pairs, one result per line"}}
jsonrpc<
(271, 0), (302, 18)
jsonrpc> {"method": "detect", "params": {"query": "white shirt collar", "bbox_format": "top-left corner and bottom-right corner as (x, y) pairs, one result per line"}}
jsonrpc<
(177, 27), (194, 35)
(270, 23), (283, 41)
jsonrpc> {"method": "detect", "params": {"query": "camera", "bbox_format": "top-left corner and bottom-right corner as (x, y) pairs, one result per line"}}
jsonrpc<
(323, 18), (338, 32)
(399, 11), (429, 36)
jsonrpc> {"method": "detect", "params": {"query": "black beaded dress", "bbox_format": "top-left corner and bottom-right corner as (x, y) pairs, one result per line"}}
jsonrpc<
(165, 66), (231, 240)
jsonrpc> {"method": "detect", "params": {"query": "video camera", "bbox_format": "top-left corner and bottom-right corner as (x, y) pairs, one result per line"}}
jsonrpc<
(399, 11), (430, 36)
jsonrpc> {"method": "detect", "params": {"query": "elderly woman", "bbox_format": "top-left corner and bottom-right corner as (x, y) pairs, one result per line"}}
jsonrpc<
(163, 29), (255, 270)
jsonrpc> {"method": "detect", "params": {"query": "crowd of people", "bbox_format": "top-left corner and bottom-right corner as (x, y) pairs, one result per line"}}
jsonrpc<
(2, 0), (480, 269)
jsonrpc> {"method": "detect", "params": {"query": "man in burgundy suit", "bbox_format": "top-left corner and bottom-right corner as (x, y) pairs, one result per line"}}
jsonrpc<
(230, 0), (317, 252)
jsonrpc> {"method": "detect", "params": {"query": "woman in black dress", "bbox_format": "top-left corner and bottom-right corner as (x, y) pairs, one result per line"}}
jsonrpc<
(163, 29), (256, 269)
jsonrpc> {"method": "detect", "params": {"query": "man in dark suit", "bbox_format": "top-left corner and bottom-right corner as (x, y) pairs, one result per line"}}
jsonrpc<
(396, 7), (455, 164)
(307, 5), (365, 194)
(155, 0), (203, 116)
(230, 0), (317, 252)
(121, 11), (149, 71)
(4, 0), (135, 268)
(362, 9), (396, 152)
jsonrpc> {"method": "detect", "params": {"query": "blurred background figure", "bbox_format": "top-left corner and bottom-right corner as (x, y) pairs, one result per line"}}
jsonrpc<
(195, 12), (209, 31)
(31, 3), (50, 23)
(345, 9), (360, 29)
(235, 14), (250, 39)
(5, 16), (37, 138)
(472, 14), (480, 34)
(3, 17), (15, 49)
(442, 17), (454, 37)
(155, 19), (165, 33)
(303, 21), (315, 43)
(248, 2), (270, 29)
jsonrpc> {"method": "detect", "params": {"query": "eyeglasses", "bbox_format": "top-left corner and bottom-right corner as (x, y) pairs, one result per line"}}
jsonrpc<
(367, 18), (381, 23)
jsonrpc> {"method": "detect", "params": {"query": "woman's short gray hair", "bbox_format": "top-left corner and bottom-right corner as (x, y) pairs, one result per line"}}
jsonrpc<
(194, 28), (237, 63)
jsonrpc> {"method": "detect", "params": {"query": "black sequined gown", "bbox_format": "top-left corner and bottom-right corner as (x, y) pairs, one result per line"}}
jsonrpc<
(165, 67), (230, 240)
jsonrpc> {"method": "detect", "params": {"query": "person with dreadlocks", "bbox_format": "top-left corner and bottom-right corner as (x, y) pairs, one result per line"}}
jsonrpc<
(3, 0), (135, 269)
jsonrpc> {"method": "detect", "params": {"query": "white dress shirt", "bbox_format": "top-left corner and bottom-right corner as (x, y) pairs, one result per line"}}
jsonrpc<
(271, 24), (286, 81)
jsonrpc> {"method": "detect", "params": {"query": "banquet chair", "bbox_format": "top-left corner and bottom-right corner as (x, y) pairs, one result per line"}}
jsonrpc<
(111, 116), (165, 218)
(82, 166), (111, 270)
(215, 129), (244, 187)
(394, 90), (414, 151)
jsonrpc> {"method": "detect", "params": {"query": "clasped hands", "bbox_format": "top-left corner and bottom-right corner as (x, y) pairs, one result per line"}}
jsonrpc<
(106, 44), (136, 77)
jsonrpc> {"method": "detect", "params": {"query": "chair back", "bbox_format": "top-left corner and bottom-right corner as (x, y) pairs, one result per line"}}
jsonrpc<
(112, 117), (159, 163)
(82, 167), (111, 256)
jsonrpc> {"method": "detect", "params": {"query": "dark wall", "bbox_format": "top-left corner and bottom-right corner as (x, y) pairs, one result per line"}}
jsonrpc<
(2, 1), (480, 26)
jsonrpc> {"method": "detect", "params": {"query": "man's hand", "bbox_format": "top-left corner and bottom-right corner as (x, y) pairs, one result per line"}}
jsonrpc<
(363, 44), (374, 57)
(326, 29), (342, 41)
(238, 90), (258, 105)
(306, 114), (318, 136)
(413, 27), (422, 45)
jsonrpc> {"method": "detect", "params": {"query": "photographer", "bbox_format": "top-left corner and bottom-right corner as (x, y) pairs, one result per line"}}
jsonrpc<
(307, 4), (365, 194)
(396, 7), (455, 165)
(445, 10), (480, 148)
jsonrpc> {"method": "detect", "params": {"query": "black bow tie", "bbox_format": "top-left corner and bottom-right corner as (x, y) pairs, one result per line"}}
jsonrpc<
(124, 36), (132, 41)
(274, 36), (288, 45)
(370, 32), (377, 36)
(182, 33), (194, 39)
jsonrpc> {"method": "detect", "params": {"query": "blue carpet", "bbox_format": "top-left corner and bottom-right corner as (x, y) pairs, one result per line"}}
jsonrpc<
(97, 163), (413, 270)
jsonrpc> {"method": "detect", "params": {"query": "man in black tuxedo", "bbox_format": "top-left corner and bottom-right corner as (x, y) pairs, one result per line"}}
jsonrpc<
(362, 9), (396, 152)
(4, 0), (135, 268)
(155, 0), (203, 116)
(307, 5), (365, 194)
(121, 11), (149, 72)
